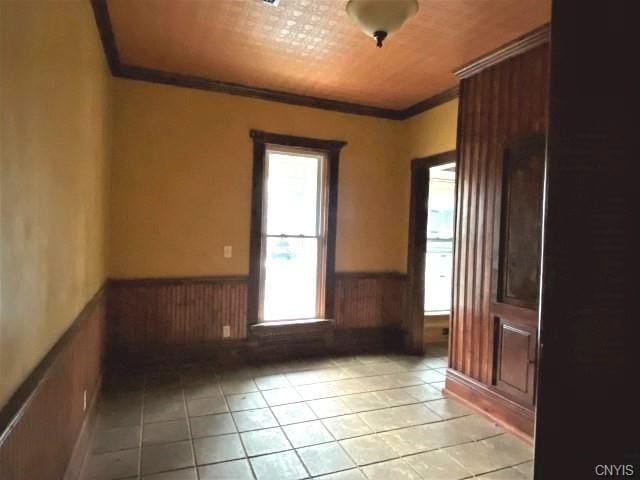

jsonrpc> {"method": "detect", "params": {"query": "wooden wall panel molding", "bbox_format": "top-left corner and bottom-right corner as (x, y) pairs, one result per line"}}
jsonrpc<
(107, 271), (406, 363)
(445, 368), (534, 440)
(0, 287), (107, 480)
(449, 43), (548, 386)
(454, 24), (550, 80)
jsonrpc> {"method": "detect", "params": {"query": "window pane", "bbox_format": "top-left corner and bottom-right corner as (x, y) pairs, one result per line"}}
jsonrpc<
(265, 152), (320, 236)
(425, 172), (456, 313)
(263, 237), (318, 321)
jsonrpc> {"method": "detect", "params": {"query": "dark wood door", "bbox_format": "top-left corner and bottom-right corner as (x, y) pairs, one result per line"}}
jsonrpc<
(491, 134), (545, 407)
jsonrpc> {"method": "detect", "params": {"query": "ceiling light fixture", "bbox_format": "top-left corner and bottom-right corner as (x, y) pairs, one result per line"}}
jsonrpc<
(346, 0), (419, 48)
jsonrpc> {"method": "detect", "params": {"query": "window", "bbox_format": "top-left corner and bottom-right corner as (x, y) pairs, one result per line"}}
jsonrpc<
(261, 148), (327, 321)
(424, 164), (456, 313)
(248, 130), (345, 327)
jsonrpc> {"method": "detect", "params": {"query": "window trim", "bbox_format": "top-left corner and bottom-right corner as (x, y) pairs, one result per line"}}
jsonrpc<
(247, 130), (346, 328)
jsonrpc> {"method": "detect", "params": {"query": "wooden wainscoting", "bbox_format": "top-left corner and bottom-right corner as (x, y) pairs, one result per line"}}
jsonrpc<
(334, 272), (405, 329)
(107, 271), (406, 365)
(0, 287), (107, 480)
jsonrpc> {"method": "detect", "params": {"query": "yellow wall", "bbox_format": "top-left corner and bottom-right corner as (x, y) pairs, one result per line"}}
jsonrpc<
(0, 1), (111, 408)
(109, 79), (411, 277)
(404, 99), (459, 159)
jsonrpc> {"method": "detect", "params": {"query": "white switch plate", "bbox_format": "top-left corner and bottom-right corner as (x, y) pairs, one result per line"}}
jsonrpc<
(222, 325), (231, 338)
(83, 389), (87, 412)
(223, 246), (232, 258)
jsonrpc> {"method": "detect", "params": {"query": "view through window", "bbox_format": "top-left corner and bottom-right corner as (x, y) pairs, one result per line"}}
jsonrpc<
(261, 148), (326, 321)
(425, 163), (456, 313)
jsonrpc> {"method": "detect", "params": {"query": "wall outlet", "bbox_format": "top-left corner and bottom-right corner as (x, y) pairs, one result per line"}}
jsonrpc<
(222, 325), (231, 338)
(223, 245), (232, 258)
(83, 389), (87, 412)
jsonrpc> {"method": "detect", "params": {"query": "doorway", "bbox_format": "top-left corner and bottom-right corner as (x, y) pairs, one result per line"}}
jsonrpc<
(405, 150), (457, 355)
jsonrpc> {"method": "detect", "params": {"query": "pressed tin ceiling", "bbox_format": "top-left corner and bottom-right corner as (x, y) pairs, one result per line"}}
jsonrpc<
(105, 0), (550, 111)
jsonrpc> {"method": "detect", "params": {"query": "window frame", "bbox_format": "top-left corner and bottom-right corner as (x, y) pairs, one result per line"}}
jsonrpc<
(259, 146), (328, 322)
(247, 130), (346, 328)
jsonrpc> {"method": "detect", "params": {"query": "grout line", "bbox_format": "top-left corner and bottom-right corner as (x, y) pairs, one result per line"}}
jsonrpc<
(223, 385), (258, 480)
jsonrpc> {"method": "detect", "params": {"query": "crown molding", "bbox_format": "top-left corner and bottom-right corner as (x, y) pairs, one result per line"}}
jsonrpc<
(454, 24), (550, 80)
(90, 0), (458, 120)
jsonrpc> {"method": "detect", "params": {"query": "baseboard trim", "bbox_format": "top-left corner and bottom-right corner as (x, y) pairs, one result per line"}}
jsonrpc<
(63, 377), (102, 480)
(107, 326), (404, 371)
(445, 368), (535, 442)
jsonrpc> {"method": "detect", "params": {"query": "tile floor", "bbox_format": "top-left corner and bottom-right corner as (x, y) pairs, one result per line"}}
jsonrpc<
(81, 345), (533, 479)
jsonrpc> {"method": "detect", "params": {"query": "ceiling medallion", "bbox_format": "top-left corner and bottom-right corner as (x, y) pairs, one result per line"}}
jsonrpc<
(346, 0), (419, 48)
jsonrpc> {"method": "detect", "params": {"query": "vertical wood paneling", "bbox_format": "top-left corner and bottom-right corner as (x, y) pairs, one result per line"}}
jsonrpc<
(108, 278), (249, 355)
(450, 44), (548, 384)
(108, 272), (402, 356)
(0, 289), (106, 480)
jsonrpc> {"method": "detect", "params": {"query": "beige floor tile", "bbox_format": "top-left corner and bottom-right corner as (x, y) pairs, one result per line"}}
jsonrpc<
(142, 467), (197, 479)
(425, 398), (474, 419)
(262, 387), (303, 406)
(286, 370), (323, 386)
(92, 425), (141, 453)
(476, 467), (530, 479)
(232, 407), (278, 432)
(141, 441), (194, 475)
(198, 459), (254, 479)
(339, 434), (397, 465)
(379, 420), (471, 455)
(405, 449), (473, 479)
(250, 450), (308, 480)
(482, 434), (533, 464)
(283, 420), (334, 448)
(443, 440), (523, 475)
(272, 402), (317, 425)
(384, 372), (425, 388)
(220, 378), (258, 395)
(425, 358), (449, 368)
(226, 391), (267, 411)
(514, 460), (534, 478)
(447, 415), (504, 441)
(193, 433), (245, 465)
(358, 375), (397, 391)
(332, 379), (368, 396)
(314, 469), (366, 480)
(307, 397), (352, 418)
(144, 399), (187, 423)
(97, 406), (142, 429)
(341, 392), (388, 412)
(417, 369), (447, 383)
(297, 442), (355, 476)
(182, 381), (222, 400)
(402, 383), (445, 402)
(296, 382), (338, 401)
(143, 419), (190, 444)
(186, 396), (228, 417)
(190, 413), (236, 438)
(255, 374), (290, 390)
(361, 459), (421, 480)
(432, 381), (446, 390)
(83, 448), (140, 480)
(241, 427), (292, 456)
(360, 404), (440, 432)
(373, 388), (418, 407)
(322, 414), (373, 440)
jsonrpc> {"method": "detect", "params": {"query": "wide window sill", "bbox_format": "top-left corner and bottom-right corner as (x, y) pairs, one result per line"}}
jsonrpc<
(250, 318), (334, 338)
